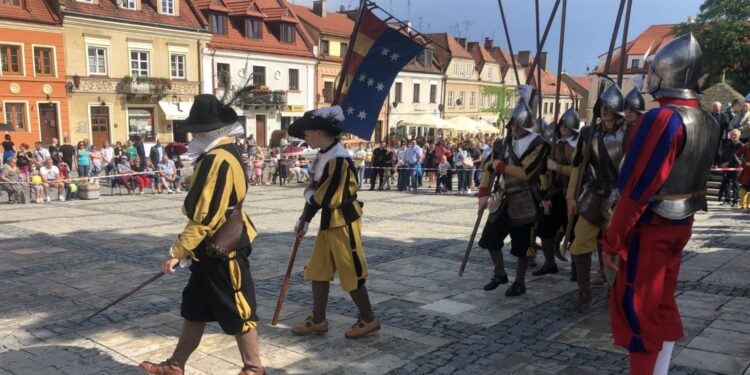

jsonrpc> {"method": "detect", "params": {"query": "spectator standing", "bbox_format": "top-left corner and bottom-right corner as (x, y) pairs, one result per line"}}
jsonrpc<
(252, 150), (264, 185)
(711, 101), (734, 162)
(733, 102), (750, 142)
(74, 141), (92, 178)
(364, 142), (373, 184)
(370, 142), (387, 190)
(59, 137), (75, 167)
(82, 138), (92, 152)
(435, 155), (450, 193)
(16, 144), (33, 174)
(1, 157), (26, 203)
(32, 142), (50, 167)
(89, 145), (103, 178)
(2, 134), (15, 164)
(353, 143), (367, 187)
(468, 141), (482, 192)
(718, 129), (743, 206)
(48, 138), (61, 165)
(453, 145), (468, 194)
(396, 142), (409, 191)
(149, 138), (165, 167)
(113, 141), (124, 159)
(424, 143), (435, 189)
(126, 139), (138, 161)
(102, 141), (115, 173)
(39, 158), (65, 202)
(265, 151), (278, 185)
(405, 139), (423, 192)
(134, 136), (147, 168)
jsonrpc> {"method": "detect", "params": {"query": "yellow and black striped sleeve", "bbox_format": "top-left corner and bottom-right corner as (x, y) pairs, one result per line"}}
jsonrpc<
(504, 142), (549, 182)
(567, 127), (592, 200)
(172, 150), (244, 259)
(557, 144), (575, 177)
(302, 157), (354, 222)
(479, 152), (496, 191)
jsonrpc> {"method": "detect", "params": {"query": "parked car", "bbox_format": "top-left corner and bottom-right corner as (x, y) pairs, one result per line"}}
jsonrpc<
(288, 140), (319, 160)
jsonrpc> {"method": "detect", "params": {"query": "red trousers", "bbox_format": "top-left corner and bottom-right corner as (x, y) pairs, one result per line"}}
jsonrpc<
(610, 210), (692, 375)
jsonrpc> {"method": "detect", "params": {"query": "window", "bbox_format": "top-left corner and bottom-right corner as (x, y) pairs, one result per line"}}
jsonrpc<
(631, 58), (641, 69)
(469, 92), (475, 107)
(209, 13), (227, 35)
(421, 49), (433, 67)
(253, 66), (266, 86)
(130, 50), (149, 77)
(170, 54), (186, 79)
(340, 43), (348, 57)
(394, 82), (402, 103)
(33, 47), (54, 77)
(429, 84), (437, 104)
(323, 81), (334, 103)
(121, 0), (135, 9)
(1, 45), (21, 75)
(217, 63), (230, 87)
(280, 23), (296, 44)
(2, 0), (21, 6)
(128, 108), (155, 142)
(488, 68), (493, 80)
(458, 92), (465, 107)
(246, 18), (262, 39)
(87, 47), (107, 75)
(4, 103), (26, 130)
(320, 40), (330, 55)
(447, 91), (454, 108)
(288, 68), (299, 91)
(161, 0), (174, 14)
(412, 83), (420, 103)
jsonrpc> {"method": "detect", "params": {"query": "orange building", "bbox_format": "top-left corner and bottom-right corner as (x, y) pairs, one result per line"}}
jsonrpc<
(0, 0), (69, 146)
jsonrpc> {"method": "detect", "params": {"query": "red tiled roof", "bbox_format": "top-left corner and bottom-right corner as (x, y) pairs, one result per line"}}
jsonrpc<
(424, 32), (473, 67)
(226, 0), (265, 17)
(467, 42), (497, 72)
(525, 66), (572, 96)
(0, 0), (60, 25)
(62, 0), (206, 31)
(202, 0), (314, 59)
(595, 24), (675, 75)
(263, 6), (297, 23)
(194, 0), (230, 13)
(571, 75), (589, 90)
(288, 3), (353, 38)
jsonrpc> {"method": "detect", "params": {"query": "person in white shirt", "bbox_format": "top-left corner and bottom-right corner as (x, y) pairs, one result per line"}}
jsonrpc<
(101, 141), (115, 173)
(353, 143), (367, 187)
(39, 158), (65, 202)
(32, 142), (51, 167)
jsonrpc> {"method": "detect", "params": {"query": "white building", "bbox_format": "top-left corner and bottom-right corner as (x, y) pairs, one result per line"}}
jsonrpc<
(388, 46), (444, 138)
(195, 0), (317, 146)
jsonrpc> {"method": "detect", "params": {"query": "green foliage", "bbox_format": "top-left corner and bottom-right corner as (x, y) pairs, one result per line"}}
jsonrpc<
(480, 85), (515, 123)
(674, 0), (750, 94)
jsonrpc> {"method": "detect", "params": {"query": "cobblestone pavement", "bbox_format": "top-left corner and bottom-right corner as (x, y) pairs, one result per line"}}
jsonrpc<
(1, 185), (748, 375)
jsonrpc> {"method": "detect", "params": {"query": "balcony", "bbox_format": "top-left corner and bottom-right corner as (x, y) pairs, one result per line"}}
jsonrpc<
(66, 75), (200, 98)
(243, 89), (288, 107)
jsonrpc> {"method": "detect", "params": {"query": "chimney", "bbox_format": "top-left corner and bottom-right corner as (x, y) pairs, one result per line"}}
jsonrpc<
(484, 37), (493, 50)
(687, 15), (696, 24)
(313, 0), (326, 17)
(457, 38), (467, 49)
(518, 51), (531, 67)
(539, 52), (548, 71)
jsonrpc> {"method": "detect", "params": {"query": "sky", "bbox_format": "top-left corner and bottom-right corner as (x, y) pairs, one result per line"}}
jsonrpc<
(287, 0), (705, 76)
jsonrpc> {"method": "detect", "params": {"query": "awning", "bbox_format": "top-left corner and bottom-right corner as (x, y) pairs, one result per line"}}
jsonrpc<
(280, 112), (305, 117)
(158, 101), (193, 121)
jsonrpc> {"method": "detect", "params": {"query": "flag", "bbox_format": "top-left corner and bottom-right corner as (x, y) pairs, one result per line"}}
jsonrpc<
(335, 6), (424, 140)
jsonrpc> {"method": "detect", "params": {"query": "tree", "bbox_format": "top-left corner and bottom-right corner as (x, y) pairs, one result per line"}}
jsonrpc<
(674, 0), (750, 95)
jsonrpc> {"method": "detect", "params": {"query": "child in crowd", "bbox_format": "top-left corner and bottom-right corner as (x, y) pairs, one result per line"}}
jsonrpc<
(144, 159), (159, 194)
(253, 154), (264, 186)
(436, 155), (450, 194)
(28, 164), (44, 203)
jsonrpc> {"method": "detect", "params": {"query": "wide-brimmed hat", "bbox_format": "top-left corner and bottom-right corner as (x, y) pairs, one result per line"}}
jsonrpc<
(176, 94), (238, 133)
(288, 106), (345, 139)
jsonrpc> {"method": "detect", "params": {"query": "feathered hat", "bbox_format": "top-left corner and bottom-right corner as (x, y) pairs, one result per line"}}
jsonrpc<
(288, 106), (346, 139)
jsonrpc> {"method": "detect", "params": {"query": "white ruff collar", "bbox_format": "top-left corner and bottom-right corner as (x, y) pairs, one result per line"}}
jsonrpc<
(311, 142), (349, 181)
(187, 122), (245, 163)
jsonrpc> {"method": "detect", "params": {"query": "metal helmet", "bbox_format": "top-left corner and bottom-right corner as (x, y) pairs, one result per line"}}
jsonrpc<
(594, 83), (625, 117)
(559, 108), (581, 133)
(625, 87), (646, 114)
(646, 33), (702, 100)
(532, 118), (548, 134)
(510, 99), (534, 132)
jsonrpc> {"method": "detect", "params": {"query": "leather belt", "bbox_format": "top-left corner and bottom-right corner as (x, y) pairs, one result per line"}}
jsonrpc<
(652, 191), (706, 200)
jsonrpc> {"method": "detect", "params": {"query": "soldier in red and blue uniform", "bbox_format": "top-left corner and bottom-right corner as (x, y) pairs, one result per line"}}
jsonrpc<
(602, 33), (719, 375)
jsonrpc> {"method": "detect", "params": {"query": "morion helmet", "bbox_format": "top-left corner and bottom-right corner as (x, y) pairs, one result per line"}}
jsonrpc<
(646, 33), (702, 100)
(559, 108), (581, 133)
(594, 82), (625, 117)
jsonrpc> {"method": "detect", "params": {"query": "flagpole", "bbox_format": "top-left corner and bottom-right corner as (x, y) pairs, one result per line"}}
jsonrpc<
(497, 0), (520, 86)
(552, 0), (567, 123)
(535, 0), (543, 119)
(617, 0), (633, 87)
(333, 0), (368, 105)
(525, 0), (561, 86)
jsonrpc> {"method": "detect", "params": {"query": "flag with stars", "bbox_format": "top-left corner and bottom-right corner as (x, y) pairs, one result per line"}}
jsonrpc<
(335, 6), (424, 139)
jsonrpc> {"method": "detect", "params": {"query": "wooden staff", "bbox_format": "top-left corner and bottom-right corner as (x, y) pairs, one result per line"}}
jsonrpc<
(271, 234), (302, 326)
(459, 208), (485, 277)
(562, 0), (627, 252)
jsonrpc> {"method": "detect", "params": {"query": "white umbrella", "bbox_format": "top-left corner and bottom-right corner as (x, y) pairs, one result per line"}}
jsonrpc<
(401, 114), (454, 130)
(477, 120), (501, 134)
(446, 116), (482, 133)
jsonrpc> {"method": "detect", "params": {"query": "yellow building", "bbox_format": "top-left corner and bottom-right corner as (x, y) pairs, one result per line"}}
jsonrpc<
(60, 0), (211, 146)
(427, 33), (483, 123)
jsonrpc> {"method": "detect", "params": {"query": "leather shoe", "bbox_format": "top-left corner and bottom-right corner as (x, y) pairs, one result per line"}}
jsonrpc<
(531, 264), (559, 277)
(345, 316), (380, 338)
(291, 315), (328, 335)
(505, 282), (526, 297)
(139, 360), (183, 375)
(483, 275), (509, 291)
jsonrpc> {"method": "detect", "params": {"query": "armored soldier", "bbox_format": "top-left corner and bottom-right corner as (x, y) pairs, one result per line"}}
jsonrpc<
(623, 75), (646, 137)
(602, 33), (719, 375)
(478, 91), (550, 297)
(533, 109), (580, 277)
(565, 82), (627, 310)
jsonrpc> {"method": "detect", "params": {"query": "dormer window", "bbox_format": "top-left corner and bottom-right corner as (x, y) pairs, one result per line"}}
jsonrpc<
(209, 13), (228, 35)
(121, 0), (135, 10)
(320, 40), (329, 55)
(279, 23), (295, 44)
(246, 18), (262, 39)
(1, 0), (21, 6)
(161, 0), (174, 15)
(631, 58), (641, 69)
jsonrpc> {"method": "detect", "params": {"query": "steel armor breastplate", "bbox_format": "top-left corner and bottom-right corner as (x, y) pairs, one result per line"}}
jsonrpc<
(590, 126), (625, 185)
(650, 105), (719, 219)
